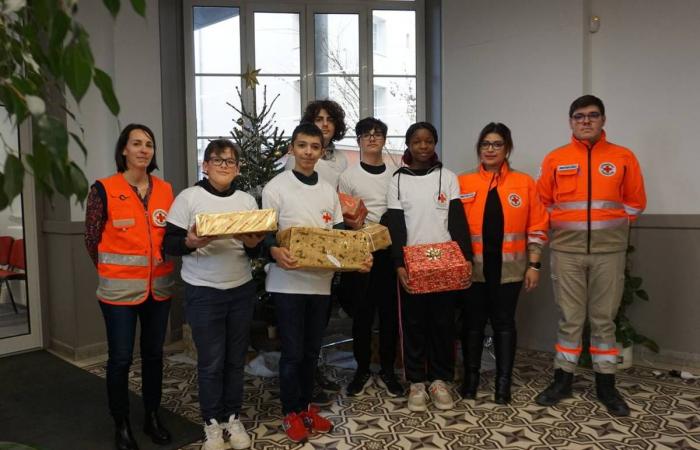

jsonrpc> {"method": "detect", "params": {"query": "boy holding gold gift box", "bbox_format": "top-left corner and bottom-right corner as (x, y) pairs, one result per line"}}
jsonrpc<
(338, 117), (403, 398)
(263, 122), (372, 444)
(163, 139), (265, 450)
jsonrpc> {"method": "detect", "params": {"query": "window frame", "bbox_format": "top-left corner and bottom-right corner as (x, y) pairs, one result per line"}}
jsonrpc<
(184, 0), (425, 182)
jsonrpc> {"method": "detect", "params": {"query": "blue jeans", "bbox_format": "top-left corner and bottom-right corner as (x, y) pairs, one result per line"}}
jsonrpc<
(99, 296), (171, 419)
(273, 293), (330, 415)
(184, 281), (256, 422)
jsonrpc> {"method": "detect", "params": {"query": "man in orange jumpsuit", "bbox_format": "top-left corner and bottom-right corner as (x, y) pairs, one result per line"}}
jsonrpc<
(535, 95), (646, 416)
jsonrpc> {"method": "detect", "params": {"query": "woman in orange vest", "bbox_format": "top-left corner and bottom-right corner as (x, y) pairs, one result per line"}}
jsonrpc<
(84, 124), (175, 450)
(458, 122), (548, 404)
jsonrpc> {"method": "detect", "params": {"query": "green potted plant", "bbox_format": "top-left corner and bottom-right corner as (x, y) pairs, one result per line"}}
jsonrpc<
(614, 244), (659, 368)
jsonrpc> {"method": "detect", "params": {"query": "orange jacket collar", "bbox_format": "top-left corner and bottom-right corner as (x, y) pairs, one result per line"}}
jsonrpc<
(478, 161), (510, 184)
(570, 129), (608, 150)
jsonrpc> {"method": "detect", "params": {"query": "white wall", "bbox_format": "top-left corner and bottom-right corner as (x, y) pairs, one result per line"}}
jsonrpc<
(443, 0), (700, 215)
(70, 0), (163, 221)
(590, 0), (700, 214)
(442, 0), (584, 178)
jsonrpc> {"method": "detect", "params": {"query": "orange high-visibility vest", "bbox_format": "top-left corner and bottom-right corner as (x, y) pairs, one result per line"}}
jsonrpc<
(458, 163), (549, 283)
(537, 131), (646, 253)
(96, 173), (175, 305)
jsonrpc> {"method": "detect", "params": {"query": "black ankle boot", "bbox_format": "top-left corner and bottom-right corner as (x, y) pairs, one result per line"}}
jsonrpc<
(114, 416), (139, 450)
(493, 330), (516, 404)
(460, 330), (484, 399)
(144, 410), (172, 445)
(535, 368), (574, 406)
(595, 373), (630, 416)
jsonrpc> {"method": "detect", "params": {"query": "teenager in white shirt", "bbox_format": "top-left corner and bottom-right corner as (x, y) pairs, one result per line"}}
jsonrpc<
(163, 140), (264, 450)
(338, 117), (403, 398)
(386, 122), (473, 412)
(285, 100), (348, 188)
(263, 122), (371, 444)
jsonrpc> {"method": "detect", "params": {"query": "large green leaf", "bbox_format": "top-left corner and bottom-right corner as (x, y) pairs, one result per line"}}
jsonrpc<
(37, 116), (69, 159)
(93, 68), (120, 115)
(69, 132), (89, 160)
(61, 38), (94, 102)
(48, 11), (71, 75)
(3, 154), (25, 201)
(635, 289), (649, 301)
(0, 173), (9, 210)
(69, 162), (89, 204)
(130, 0), (146, 16)
(102, 0), (121, 17)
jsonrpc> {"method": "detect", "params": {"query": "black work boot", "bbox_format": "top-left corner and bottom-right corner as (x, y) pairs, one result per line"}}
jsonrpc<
(535, 368), (574, 406)
(144, 410), (172, 444)
(595, 372), (630, 416)
(460, 330), (484, 399)
(114, 416), (139, 450)
(493, 330), (517, 404)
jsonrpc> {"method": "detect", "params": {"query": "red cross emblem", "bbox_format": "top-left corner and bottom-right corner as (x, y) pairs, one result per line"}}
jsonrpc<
(437, 192), (447, 204)
(152, 208), (168, 227)
(599, 162), (616, 176)
(321, 211), (332, 223)
(508, 193), (522, 208)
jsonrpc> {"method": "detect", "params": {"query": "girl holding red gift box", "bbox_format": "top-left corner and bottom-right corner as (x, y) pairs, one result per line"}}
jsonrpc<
(457, 122), (549, 404)
(386, 122), (473, 412)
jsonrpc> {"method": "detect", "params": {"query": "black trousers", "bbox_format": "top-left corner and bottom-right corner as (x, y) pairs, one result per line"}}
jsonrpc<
(400, 288), (458, 383)
(340, 249), (398, 373)
(463, 252), (522, 335)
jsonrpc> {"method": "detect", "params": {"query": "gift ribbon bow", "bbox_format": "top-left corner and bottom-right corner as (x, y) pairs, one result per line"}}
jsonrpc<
(425, 247), (443, 261)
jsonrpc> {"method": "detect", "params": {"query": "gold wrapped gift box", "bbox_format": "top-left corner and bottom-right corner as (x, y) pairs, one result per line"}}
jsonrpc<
(195, 208), (278, 238)
(360, 222), (392, 252)
(277, 227), (371, 271)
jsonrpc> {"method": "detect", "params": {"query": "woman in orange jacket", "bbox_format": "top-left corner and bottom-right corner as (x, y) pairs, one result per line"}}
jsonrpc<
(458, 122), (548, 404)
(84, 124), (175, 450)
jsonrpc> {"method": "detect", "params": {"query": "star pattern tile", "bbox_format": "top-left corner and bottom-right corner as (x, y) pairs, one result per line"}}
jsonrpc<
(83, 348), (700, 450)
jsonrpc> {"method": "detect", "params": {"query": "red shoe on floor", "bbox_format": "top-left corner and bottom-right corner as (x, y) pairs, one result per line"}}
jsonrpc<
(282, 412), (308, 443)
(302, 404), (333, 434)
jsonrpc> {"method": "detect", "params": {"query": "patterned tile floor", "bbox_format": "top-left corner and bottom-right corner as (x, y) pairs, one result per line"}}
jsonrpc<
(86, 349), (700, 450)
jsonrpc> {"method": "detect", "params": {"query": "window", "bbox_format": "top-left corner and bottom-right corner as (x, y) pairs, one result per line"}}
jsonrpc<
(185, 1), (423, 175)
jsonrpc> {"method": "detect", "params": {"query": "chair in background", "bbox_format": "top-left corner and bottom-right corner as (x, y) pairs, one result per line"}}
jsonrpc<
(0, 238), (26, 314)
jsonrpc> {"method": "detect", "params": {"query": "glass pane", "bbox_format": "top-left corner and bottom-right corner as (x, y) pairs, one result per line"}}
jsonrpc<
(384, 137), (406, 154)
(0, 107), (29, 339)
(373, 77), (416, 136)
(255, 76), (301, 138)
(373, 10), (416, 75)
(195, 76), (241, 137)
(315, 76), (359, 133)
(315, 14), (359, 75)
(255, 13), (300, 74)
(193, 7), (241, 74)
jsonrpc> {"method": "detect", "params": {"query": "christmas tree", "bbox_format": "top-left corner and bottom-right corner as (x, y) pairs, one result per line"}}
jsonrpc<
(228, 84), (289, 205)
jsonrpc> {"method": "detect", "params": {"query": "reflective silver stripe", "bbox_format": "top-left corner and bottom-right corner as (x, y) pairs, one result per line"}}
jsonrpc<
(529, 231), (547, 238)
(553, 200), (624, 210)
(591, 353), (618, 364)
(471, 235), (483, 244)
(590, 339), (616, 350)
(528, 237), (547, 246)
(556, 351), (580, 364)
(473, 254), (484, 263)
(153, 273), (174, 290)
(558, 339), (581, 349)
(502, 251), (526, 262)
(551, 217), (628, 230)
(624, 204), (642, 216)
(97, 276), (147, 302)
(98, 252), (149, 267)
(504, 233), (526, 242)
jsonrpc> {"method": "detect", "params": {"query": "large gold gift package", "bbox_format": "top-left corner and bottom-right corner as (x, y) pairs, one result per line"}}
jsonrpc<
(195, 208), (278, 238)
(277, 227), (371, 271)
(360, 222), (392, 252)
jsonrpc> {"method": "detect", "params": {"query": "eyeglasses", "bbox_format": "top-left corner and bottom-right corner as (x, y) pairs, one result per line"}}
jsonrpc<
(479, 141), (505, 150)
(571, 112), (602, 123)
(209, 157), (238, 167)
(359, 132), (385, 140)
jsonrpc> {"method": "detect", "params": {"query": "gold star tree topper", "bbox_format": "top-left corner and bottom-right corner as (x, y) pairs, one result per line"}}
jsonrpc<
(242, 65), (261, 89)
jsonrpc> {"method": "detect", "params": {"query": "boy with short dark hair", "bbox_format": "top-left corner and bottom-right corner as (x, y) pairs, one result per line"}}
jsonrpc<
(338, 117), (403, 398)
(263, 123), (357, 443)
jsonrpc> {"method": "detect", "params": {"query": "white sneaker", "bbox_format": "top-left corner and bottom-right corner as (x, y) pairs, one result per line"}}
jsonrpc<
(429, 379), (454, 410)
(225, 415), (251, 449)
(407, 383), (429, 412)
(202, 419), (227, 450)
